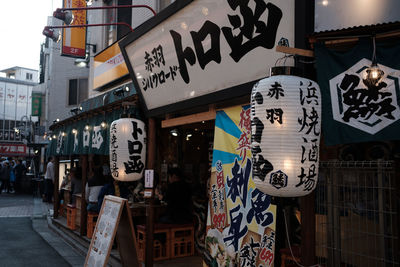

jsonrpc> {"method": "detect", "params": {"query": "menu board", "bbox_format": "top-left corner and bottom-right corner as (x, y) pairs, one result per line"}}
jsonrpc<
(85, 195), (139, 267)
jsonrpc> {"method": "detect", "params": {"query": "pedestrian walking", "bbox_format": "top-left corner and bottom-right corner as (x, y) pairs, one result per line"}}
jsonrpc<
(14, 159), (26, 193)
(0, 161), (10, 193)
(9, 161), (16, 194)
(44, 157), (55, 203)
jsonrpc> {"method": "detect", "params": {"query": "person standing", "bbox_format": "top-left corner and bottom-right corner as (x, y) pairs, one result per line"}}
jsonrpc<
(44, 157), (55, 203)
(0, 161), (10, 193)
(157, 167), (193, 224)
(9, 161), (16, 194)
(14, 159), (26, 193)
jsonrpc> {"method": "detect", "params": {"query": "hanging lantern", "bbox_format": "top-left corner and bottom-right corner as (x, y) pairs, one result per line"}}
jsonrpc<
(251, 68), (322, 197)
(109, 118), (146, 181)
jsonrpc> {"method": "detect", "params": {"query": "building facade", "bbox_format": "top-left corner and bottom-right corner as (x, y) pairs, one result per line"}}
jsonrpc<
(0, 67), (38, 157)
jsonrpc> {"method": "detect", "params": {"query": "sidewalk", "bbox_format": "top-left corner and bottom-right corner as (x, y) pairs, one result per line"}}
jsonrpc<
(32, 197), (86, 267)
(0, 193), (85, 266)
(0, 193), (203, 267)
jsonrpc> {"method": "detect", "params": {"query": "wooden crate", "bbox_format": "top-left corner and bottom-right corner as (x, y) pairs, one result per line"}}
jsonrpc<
(136, 224), (171, 262)
(87, 212), (98, 239)
(170, 224), (194, 258)
(66, 205), (76, 230)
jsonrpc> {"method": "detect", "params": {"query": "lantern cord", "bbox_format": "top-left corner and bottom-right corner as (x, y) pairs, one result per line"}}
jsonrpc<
(283, 209), (321, 267)
(275, 54), (295, 67)
(371, 35), (377, 64)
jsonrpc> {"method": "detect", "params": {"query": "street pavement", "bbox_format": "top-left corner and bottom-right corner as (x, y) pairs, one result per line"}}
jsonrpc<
(0, 193), (203, 267)
(0, 193), (85, 267)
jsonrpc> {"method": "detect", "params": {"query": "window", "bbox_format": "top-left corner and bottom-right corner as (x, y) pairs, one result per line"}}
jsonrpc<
(7, 73), (15, 79)
(105, 0), (132, 47)
(26, 73), (33, 80)
(68, 78), (88, 106)
(105, 0), (118, 46)
(159, 0), (175, 11)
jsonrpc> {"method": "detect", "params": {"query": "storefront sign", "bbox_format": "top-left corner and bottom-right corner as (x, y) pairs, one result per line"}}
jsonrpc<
(251, 75), (321, 197)
(315, 39), (400, 145)
(0, 143), (27, 156)
(120, 0), (294, 116)
(62, 0), (87, 58)
(94, 41), (129, 90)
(205, 105), (276, 267)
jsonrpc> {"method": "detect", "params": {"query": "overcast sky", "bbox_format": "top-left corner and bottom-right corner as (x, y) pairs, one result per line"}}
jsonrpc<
(0, 0), (62, 72)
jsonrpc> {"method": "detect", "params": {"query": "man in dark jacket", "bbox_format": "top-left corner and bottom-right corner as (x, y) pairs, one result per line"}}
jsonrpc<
(0, 161), (10, 193)
(158, 167), (193, 224)
(14, 159), (26, 192)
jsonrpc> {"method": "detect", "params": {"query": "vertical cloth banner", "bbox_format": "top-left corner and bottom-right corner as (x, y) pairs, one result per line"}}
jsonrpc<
(205, 105), (276, 267)
(31, 92), (42, 116)
(315, 38), (400, 145)
(62, 0), (87, 58)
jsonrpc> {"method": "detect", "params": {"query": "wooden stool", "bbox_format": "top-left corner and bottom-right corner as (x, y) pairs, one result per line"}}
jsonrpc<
(169, 224), (194, 259)
(87, 212), (98, 238)
(136, 224), (171, 262)
(66, 204), (76, 230)
(280, 246), (301, 267)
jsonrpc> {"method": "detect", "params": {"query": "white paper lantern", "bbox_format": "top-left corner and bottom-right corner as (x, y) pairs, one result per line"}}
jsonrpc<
(109, 118), (146, 181)
(251, 74), (321, 197)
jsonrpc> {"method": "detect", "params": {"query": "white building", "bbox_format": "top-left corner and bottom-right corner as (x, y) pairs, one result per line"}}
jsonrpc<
(0, 66), (39, 157)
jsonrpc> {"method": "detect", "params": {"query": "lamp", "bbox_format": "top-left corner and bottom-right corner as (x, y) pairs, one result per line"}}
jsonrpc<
(42, 27), (61, 42)
(70, 106), (83, 115)
(53, 9), (74, 25)
(365, 36), (384, 86)
(53, 118), (60, 124)
(113, 86), (130, 97)
(75, 55), (89, 68)
(170, 129), (179, 137)
(251, 67), (322, 197)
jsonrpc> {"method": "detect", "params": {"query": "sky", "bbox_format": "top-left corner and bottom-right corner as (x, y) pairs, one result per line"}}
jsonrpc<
(0, 0), (62, 72)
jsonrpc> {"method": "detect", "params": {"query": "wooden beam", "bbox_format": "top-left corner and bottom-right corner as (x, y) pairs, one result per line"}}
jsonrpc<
(276, 45), (314, 57)
(162, 107), (216, 128)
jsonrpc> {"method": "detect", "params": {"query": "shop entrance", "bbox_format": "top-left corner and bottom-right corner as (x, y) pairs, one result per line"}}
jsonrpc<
(159, 120), (215, 255)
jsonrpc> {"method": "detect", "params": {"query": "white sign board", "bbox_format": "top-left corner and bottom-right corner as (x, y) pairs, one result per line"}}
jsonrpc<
(145, 169), (154, 188)
(120, 0), (294, 115)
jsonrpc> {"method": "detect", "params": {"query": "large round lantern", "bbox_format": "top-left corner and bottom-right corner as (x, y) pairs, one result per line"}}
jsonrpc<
(109, 118), (146, 181)
(251, 70), (321, 197)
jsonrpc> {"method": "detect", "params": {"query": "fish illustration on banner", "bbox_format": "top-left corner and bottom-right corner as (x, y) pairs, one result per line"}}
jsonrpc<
(205, 105), (276, 267)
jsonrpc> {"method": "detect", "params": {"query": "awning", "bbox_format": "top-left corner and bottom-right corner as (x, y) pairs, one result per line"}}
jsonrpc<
(47, 83), (142, 157)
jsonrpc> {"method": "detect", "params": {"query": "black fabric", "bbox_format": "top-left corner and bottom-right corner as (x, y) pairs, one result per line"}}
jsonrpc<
(164, 180), (193, 223)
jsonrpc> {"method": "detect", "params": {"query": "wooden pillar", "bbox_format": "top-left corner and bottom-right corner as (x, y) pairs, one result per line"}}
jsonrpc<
(80, 154), (88, 236)
(53, 156), (60, 218)
(300, 192), (316, 266)
(145, 118), (156, 267)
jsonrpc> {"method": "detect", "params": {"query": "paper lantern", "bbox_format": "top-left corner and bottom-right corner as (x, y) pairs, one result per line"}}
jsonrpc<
(109, 118), (146, 181)
(251, 74), (321, 197)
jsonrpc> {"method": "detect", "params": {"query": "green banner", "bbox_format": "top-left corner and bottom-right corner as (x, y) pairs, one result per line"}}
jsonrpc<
(31, 93), (42, 116)
(315, 38), (400, 145)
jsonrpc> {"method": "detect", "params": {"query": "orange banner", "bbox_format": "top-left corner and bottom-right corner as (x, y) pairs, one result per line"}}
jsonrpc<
(62, 0), (87, 58)
(93, 41), (129, 89)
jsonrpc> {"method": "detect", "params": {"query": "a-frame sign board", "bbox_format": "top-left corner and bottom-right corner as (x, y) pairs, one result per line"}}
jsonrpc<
(84, 195), (140, 267)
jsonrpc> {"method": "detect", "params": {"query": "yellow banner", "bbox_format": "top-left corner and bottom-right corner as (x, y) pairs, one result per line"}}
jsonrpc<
(62, 0), (87, 58)
(93, 41), (129, 89)
(205, 105), (277, 267)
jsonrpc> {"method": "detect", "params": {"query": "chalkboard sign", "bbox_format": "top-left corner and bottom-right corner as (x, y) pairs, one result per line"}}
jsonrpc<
(85, 195), (139, 267)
